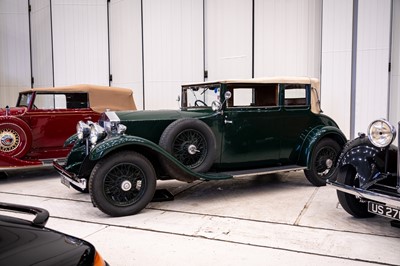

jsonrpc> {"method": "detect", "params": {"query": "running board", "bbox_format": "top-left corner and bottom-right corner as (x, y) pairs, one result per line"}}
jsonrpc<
(222, 165), (306, 179)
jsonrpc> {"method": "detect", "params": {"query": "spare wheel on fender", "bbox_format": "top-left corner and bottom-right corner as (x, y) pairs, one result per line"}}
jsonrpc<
(159, 118), (217, 177)
(0, 117), (32, 159)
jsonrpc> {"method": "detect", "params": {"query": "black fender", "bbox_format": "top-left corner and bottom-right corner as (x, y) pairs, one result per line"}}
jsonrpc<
(336, 135), (398, 188)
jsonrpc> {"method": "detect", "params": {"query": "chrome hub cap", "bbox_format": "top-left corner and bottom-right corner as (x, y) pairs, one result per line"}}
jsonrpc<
(121, 180), (132, 191)
(188, 144), (199, 155)
(326, 159), (333, 169)
(0, 129), (19, 152)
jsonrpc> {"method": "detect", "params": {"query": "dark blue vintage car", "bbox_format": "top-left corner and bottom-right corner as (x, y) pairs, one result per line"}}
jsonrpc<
(328, 119), (400, 223)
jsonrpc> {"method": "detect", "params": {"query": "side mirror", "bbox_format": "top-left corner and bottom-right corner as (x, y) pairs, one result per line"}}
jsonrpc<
(224, 91), (232, 100)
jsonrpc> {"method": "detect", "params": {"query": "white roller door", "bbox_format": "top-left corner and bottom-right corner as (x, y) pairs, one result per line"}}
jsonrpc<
(109, 0), (143, 110)
(0, 0), (31, 107)
(52, 0), (109, 86)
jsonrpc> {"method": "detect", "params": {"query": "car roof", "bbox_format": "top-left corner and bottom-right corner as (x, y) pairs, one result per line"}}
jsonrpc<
(182, 77), (321, 114)
(182, 76), (319, 87)
(21, 84), (137, 113)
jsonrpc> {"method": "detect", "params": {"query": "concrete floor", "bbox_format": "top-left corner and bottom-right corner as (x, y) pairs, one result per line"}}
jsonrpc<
(0, 168), (399, 266)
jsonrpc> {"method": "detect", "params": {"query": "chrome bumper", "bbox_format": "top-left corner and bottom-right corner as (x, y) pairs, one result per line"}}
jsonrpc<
(327, 180), (400, 209)
(53, 160), (87, 190)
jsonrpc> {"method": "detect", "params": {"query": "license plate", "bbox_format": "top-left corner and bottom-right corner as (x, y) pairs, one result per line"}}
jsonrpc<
(368, 201), (400, 221)
(61, 176), (70, 188)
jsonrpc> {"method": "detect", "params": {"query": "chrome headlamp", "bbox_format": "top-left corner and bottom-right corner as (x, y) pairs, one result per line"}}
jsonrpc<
(90, 123), (105, 145)
(367, 119), (396, 148)
(77, 121), (91, 140)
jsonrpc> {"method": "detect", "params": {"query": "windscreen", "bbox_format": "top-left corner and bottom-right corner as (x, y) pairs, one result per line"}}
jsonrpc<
(181, 85), (221, 108)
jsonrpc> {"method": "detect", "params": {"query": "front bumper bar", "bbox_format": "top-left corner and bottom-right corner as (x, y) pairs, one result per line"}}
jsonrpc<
(53, 160), (87, 190)
(327, 180), (400, 209)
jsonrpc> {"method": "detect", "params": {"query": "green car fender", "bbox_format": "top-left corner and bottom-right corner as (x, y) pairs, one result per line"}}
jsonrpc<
(296, 125), (347, 168)
(88, 135), (231, 181)
(64, 133), (79, 147)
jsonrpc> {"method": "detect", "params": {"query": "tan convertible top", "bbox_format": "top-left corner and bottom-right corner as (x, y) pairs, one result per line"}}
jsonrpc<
(183, 77), (321, 114)
(21, 84), (136, 112)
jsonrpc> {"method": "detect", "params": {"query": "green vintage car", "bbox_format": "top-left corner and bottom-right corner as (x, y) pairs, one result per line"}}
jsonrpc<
(54, 77), (347, 217)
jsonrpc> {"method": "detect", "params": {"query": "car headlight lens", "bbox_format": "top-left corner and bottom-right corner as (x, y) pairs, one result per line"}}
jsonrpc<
(90, 123), (105, 144)
(77, 121), (91, 140)
(368, 119), (396, 148)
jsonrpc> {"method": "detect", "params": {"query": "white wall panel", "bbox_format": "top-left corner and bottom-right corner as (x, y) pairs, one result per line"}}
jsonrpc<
(254, 0), (322, 78)
(52, 0), (109, 86)
(109, 0), (143, 110)
(0, 0), (31, 107)
(205, 0), (252, 80)
(355, 0), (391, 135)
(320, 0), (352, 138)
(390, 0), (400, 127)
(143, 0), (203, 110)
(30, 0), (53, 88)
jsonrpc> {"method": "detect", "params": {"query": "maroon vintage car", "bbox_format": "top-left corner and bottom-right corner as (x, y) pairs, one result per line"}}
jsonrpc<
(0, 84), (136, 171)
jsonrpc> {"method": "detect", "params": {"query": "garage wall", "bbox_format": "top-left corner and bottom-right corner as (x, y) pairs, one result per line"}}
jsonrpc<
(1, 0), (398, 135)
(109, 0), (143, 110)
(0, 0), (31, 107)
(354, 0), (391, 136)
(30, 0), (53, 88)
(51, 0), (109, 86)
(205, 0), (253, 80)
(320, 0), (353, 138)
(254, 0), (322, 78)
(390, 0), (400, 127)
(143, 0), (203, 110)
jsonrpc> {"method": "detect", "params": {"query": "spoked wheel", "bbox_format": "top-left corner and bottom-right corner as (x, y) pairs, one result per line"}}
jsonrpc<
(159, 118), (216, 182)
(172, 129), (208, 169)
(0, 119), (32, 158)
(89, 151), (156, 217)
(337, 166), (375, 218)
(305, 138), (341, 186)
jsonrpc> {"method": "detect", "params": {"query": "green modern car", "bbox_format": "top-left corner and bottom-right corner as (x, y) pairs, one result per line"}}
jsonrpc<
(54, 77), (347, 217)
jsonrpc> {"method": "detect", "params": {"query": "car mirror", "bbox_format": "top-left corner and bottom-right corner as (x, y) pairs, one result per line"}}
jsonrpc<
(224, 91), (232, 100)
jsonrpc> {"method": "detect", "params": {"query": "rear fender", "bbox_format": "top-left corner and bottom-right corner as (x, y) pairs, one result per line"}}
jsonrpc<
(296, 125), (347, 167)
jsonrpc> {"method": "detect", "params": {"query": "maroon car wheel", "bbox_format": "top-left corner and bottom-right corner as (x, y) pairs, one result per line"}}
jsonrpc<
(0, 119), (32, 158)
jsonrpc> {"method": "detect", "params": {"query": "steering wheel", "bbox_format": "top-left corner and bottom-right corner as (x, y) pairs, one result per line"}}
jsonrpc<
(194, 100), (207, 107)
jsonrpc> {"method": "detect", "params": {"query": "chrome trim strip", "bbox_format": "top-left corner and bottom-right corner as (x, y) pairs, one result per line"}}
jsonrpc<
(231, 166), (307, 178)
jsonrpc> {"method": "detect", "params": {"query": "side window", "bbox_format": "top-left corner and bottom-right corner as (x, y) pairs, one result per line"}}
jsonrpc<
(283, 84), (307, 106)
(34, 94), (67, 109)
(227, 84), (278, 108)
(66, 93), (89, 109)
(232, 88), (254, 107)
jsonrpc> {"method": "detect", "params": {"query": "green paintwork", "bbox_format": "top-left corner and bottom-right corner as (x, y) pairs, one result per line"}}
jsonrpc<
(64, 80), (347, 181)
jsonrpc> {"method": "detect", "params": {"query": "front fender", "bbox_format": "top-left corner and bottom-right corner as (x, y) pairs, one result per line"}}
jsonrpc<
(295, 125), (347, 167)
(336, 136), (397, 188)
(89, 135), (231, 181)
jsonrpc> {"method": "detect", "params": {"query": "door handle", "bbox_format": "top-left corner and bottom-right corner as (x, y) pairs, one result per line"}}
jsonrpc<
(224, 119), (233, 124)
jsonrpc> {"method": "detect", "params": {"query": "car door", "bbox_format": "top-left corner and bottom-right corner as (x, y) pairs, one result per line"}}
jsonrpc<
(26, 92), (98, 156)
(219, 84), (281, 168)
(278, 84), (314, 164)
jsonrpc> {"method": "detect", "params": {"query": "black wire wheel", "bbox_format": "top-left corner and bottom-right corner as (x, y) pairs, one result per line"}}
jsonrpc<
(159, 118), (217, 181)
(304, 138), (341, 186)
(336, 166), (375, 218)
(89, 151), (156, 217)
(172, 129), (208, 169)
